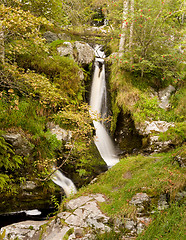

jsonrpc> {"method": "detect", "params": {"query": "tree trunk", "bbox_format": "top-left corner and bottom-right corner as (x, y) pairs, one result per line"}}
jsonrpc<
(119, 0), (129, 57)
(129, 0), (134, 64)
(0, 21), (5, 64)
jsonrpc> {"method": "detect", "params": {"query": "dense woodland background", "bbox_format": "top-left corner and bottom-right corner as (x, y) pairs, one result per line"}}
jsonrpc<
(0, 0), (185, 239)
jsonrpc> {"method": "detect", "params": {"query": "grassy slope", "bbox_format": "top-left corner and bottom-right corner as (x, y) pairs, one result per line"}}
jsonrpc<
(77, 145), (185, 239)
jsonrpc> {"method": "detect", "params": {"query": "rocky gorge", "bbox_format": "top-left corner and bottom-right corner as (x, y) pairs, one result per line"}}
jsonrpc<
(0, 1), (185, 239)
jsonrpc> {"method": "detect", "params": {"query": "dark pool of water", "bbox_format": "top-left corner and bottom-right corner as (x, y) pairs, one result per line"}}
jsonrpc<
(0, 207), (56, 229)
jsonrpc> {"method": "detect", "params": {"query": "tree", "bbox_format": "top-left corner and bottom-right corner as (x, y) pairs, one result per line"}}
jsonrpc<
(108, 0), (185, 86)
(119, 0), (129, 57)
(0, 4), (52, 62)
(0, 21), (4, 64)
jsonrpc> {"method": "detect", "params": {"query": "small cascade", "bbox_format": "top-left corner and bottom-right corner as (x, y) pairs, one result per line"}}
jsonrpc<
(90, 45), (119, 168)
(51, 168), (77, 198)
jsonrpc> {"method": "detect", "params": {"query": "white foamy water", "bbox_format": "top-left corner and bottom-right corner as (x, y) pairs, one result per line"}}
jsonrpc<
(51, 168), (77, 197)
(90, 46), (119, 168)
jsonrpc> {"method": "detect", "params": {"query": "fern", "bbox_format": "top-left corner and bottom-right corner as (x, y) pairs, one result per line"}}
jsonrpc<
(0, 136), (23, 170)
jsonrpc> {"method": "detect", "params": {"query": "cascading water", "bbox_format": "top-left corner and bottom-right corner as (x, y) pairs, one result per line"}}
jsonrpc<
(51, 168), (77, 198)
(90, 45), (119, 168)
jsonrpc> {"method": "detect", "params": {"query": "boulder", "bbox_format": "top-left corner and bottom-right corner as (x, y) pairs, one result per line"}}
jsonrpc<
(136, 121), (175, 153)
(57, 42), (74, 59)
(47, 122), (72, 142)
(137, 121), (174, 135)
(57, 41), (95, 66)
(74, 41), (95, 66)
(43, 31), (59, 43)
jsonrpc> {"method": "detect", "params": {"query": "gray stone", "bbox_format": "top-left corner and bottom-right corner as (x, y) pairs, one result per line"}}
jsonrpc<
(3, 133), (33, 157)
(65, 214), (88, 227)
(175, 191), (186, 202)
(91, 194), (106, 202)
(125, 219), (136, 231)
(130, 193), (150, 206)
(57, 211), (71, 220)
(0, 220), (48, 240)
(1, 194), (111, 239)
(66, 196), (93, 210)
(74, 228), (84, 238)
(136, 121), (175, 153)
(47, 122), (72, 142)
(74, 41), (95, 66)
(42, 226), (70, 240)
(57, 42), (73, 58)
(43, 31), (59, 43)
(144, 121), (174, 135)
(21, 181), (37, 190)
(158, 194), (169, 210)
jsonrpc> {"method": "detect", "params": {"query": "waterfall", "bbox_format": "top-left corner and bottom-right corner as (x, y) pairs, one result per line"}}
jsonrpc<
(51, 168), (77, 198)
(90, 45), (119, 168)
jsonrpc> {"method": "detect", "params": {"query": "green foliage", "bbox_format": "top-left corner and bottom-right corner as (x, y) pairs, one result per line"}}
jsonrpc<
(0, 135), (23, 171)
(133, 94), (161, 122)
(107, 0), (185, 87)
(0, 4), (51, 59)
(137, 203), (185, 240)
(159, 122), (186, 145)
(15, 54), (83, 99)
(0, 91), (46, 133)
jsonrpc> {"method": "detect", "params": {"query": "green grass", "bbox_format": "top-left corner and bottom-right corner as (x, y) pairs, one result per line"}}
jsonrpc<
(79, 147), (185, 218)
(137, 203), (185, 240)
(76, 146), (185, 239)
